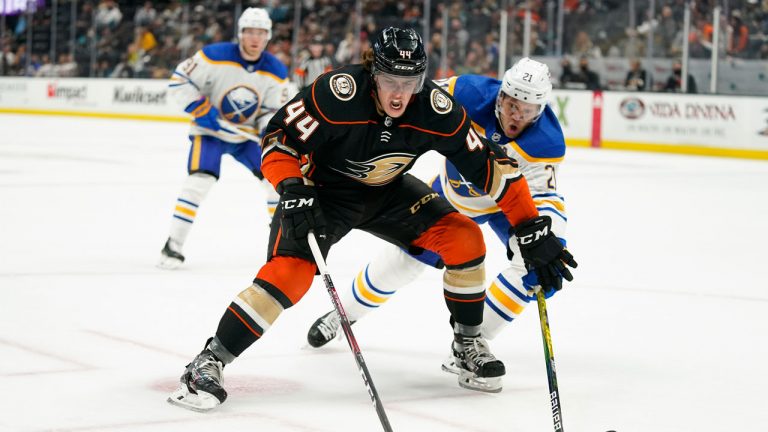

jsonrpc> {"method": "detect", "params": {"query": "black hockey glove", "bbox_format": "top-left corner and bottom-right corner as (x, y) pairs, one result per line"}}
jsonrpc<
(513, 216), (577, 293)
(278, 183), (326, 240)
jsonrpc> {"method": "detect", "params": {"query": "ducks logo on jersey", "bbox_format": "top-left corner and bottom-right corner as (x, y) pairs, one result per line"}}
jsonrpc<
(221, 85), (262, 124)
(330, 153), (415, 186)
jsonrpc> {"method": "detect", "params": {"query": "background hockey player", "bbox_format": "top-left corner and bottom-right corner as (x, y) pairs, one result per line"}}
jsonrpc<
(166, 27), (575, 412)
(158, 7), (292, 269)
(306, 58), (572, 392)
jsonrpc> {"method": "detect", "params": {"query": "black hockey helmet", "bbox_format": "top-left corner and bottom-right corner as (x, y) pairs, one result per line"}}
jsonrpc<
(372, 27), (427, 92)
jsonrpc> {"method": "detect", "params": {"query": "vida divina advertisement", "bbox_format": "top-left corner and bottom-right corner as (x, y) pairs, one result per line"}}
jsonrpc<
(602, 92), (768, 151)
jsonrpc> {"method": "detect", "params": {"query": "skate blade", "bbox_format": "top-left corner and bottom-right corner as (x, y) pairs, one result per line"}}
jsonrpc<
(441, 358), (460, 376)
(167, 385), (221, 412)
(457, 370), (503, 393)
(157, 256), (183, 270)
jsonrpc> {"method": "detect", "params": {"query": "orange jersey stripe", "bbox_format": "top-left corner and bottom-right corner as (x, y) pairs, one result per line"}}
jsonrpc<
(398, 107), (467, 137)
(227, 306), (262, 337)
(444, 294), (486, 303)
(311, 81), (377, 126)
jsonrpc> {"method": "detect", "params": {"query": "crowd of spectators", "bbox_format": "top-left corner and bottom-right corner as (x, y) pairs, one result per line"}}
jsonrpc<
(1, 0), (767, 93)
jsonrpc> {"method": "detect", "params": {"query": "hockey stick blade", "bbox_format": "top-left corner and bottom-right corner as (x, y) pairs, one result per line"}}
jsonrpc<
(537, 290), (565, 432)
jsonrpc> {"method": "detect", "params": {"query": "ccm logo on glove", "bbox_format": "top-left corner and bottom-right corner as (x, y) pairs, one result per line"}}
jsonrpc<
(282, 197), (315, 209)
(277, 182), (326, 240)
(517, 225), (549, 245)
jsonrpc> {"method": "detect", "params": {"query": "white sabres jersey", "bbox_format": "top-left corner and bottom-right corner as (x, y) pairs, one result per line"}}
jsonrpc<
(169, 42), (292, 143)
(436, 75), (567, 239)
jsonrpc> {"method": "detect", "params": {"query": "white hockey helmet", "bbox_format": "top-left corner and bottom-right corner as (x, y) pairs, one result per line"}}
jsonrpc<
(498, 57), (552, 119)
(238, 7), (272, 40)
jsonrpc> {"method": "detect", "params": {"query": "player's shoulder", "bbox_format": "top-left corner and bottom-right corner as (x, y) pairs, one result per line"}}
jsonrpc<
(454, 74), (501, 96)
(257, 52), (289, 80)
(451, 74), (500, 122)
(200, 42), (239, 62)
(404, 80), (469, 137)
(306, 65), (374, 123)
(514, 105), (566, 160)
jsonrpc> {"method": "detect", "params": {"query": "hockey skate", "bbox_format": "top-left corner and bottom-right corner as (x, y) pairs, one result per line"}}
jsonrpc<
(157, 238), (185, 270)
(448, 332), (505, 393)
(307, 310), (350, 348)
(167, 343), (227, 412)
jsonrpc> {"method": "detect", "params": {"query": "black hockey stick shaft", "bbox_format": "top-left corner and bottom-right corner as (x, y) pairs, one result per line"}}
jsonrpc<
(307, 231), (394, 432)
(536, 290), (564, 432)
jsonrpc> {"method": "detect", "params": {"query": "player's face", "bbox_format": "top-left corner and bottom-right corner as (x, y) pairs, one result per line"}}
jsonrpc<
(374, 73), (422, 118)
(497, 94), (541, 139)
(240, 28), (269, 60)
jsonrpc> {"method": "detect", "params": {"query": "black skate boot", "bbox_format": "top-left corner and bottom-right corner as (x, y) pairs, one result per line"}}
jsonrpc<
(157, 238), (185, 270)
(307, 310), (351, 348)
(451, 331), (506, 393)
(167, 340), (227, 412)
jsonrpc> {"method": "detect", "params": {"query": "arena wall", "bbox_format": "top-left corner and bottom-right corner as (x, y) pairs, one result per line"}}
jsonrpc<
(2, 78), (767, 160)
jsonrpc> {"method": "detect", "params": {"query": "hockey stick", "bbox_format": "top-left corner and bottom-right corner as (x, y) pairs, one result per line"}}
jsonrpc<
(216, 107), (278, 142)
(536, 289), (565, 432)
(307, 231), (394, 432)
(216, 119), (261, 143)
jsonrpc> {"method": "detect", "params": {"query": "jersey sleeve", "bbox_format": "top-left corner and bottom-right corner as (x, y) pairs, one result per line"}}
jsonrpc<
(434, 108), (538, 227)
(521, 161), (567, 241)
(168, 51), (209, 110)
(510, 107), (568, 240)
(260, 85), (329, 189)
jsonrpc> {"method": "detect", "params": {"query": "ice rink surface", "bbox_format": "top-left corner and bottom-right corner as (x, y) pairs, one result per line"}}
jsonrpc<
(1, 114), (767, 432)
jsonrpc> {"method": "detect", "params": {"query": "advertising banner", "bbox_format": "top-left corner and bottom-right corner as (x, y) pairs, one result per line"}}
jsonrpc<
(0, 77), (186, 121)
(549, 90), (592, 148)
(2, 78), (768, 159)
(602, 91), (768, 153)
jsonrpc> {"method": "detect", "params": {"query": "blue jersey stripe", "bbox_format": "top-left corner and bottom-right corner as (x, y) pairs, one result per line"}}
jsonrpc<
(351, 281), (379, 308)
(172, 215), (194, 223)
(177, 198), (199, 208)
(363, 265), (397, 295)
(537, 206), (567, 222)
(533, 192), (564, 200)
(497, 273), (531, 303)
(485, 297), (514, 322)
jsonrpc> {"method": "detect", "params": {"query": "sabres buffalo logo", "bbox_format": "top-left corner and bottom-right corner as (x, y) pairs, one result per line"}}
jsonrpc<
(220, 85), (262, 123)
(330, 153), (415, 186)
(329, 73), (356, 101)
(430, 89), (452, 114)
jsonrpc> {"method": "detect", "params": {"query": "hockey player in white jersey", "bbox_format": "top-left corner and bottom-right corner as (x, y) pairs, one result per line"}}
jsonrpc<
(158, 7), (293, 269)
(306, 58), (574, 392)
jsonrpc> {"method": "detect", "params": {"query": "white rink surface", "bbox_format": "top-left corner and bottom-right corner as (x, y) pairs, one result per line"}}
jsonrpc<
(1, 114), (767, 432)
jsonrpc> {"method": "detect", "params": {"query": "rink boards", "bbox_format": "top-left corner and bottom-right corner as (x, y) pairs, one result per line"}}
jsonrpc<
(1, 77), (767, 159)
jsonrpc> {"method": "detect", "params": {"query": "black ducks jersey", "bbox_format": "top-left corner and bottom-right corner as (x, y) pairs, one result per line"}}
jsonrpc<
(261, 64), (538, 226)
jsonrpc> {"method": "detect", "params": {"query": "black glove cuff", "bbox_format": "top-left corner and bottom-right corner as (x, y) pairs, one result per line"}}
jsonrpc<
(276, 177), (304, 195)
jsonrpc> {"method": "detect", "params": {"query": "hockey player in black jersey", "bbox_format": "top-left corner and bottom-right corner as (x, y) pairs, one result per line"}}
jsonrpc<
(168, 27), (576, 412)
